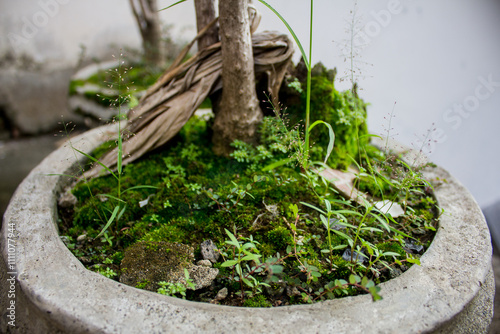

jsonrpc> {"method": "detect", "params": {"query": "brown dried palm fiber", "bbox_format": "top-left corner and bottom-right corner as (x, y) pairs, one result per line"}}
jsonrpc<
(84, 31), (293, 179)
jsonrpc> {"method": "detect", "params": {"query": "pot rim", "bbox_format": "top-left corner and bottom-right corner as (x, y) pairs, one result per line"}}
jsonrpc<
(1, 124), (492, 333)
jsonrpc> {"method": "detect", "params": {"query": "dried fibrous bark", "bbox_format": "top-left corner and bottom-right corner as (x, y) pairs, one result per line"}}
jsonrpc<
(84, 31), (293, 179)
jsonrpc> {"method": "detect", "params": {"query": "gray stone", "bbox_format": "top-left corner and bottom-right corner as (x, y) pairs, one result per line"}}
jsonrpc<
(215, 287), (228, 301)
(286, 285), (300, 297)
(342, 248), (368, 264)
(76, 234), (87, 243)
(186, 265), (219, 290)
(58, 188), (77, 208)
(404, 239), (425, 254)
(68, 95), (118, 126)
(0, 124), (494, 333)
(374, 200), (405, 218)
(200, 239), (220, 263)
(329, 218), (346, 231)
(196, 259), (212, 267)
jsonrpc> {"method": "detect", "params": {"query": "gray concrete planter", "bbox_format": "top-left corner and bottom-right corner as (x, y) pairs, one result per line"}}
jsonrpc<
(0, 124), (494, 333)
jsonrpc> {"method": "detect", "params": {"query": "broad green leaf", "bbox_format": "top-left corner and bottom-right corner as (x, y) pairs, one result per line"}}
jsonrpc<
(361, 276), (368, 287)
(221, 260), (238, 267)
(382, 251), (401, 257)
(324, 199), (332, 212)
(235, 264), (243, 276)
(262, 158), (293, 171)
(241, 254), (260, 262)
(224, 229), (239, 246)
(308, 120), (335, 164)
(300, 201), (326, 215)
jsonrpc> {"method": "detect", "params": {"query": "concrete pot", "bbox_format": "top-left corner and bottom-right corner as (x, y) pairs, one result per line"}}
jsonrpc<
(0, 124), (494, 333)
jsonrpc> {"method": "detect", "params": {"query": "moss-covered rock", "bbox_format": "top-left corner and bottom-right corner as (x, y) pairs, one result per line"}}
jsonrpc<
(284, 63), (369, 170)
(119, 241), (194, 291)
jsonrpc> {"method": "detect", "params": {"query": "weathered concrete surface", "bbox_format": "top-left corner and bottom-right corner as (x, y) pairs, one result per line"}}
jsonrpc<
(0, 124), (494, 333)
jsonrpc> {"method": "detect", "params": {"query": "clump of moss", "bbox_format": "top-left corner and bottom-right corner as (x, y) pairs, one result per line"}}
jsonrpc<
(284, 63), (369, 170)
(376, 241), (406, 258)
(357, 174), (391, 198)
(267, 226), (293, 250)
(120, 241), (194, 292)
(243, 294), (272, 308)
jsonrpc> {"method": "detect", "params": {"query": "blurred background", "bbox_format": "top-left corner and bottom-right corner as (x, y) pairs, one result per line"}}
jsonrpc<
(0, 0), (499, 329)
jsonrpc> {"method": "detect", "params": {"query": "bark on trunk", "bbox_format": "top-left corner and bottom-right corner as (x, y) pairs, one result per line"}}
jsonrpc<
(194, 0), (218, 50)
(194, 0), (221, 117)
(129, 0), (163, 67)
(212, 0), (262, 156)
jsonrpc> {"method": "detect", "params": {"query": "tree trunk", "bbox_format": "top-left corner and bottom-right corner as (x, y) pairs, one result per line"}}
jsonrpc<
(212, 0), (262, 156)
(194, 0), (218, 50)
(194, 0), (221, 118)
(129, 0), (163, 67)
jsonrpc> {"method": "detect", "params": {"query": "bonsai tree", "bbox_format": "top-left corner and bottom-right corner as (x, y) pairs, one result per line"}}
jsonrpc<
(84, 0), (291, 177)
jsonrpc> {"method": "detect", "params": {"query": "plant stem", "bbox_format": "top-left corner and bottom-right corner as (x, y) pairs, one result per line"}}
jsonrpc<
(351, 206), (371, 262)
(303, 0), (313, 166)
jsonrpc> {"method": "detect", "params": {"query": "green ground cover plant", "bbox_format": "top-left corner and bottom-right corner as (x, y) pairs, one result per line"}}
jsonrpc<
(58, 65), (438, 306)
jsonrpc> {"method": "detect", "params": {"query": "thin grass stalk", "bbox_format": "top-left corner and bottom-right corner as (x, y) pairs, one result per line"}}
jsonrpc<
(304, 0), (313, 167)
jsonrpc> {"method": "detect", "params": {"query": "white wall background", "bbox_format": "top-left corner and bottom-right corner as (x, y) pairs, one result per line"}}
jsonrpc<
(1, 0), (499, 208)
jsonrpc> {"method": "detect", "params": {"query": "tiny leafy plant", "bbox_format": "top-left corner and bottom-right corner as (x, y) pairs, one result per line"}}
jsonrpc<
(220, 229), (282, 299)
(157, 269), (196, 299)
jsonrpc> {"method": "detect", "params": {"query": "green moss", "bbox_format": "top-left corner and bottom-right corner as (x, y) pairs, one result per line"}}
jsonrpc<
(243, 294), (272, 308)
(60, 80), (438, 307)
(141, 221), (188, 244)
(357, 174), (391, 198)
(267, 226), (292, 250)
(135, 279), (150, 289)
(286, 65), (369, 169)
(376, 241), (406, 258)
(327, 256), (352, 280)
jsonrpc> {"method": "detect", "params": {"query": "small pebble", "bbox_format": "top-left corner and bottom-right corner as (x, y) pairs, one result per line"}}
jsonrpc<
(404, 239), (424, 254)
(200, 240), (220, 263)
(77, 234), (87, 243)
(342, 248), (368, 264)
(197, 259), (212, 267)
(215, 287), (228, 301)
(286, 286), (300, 297)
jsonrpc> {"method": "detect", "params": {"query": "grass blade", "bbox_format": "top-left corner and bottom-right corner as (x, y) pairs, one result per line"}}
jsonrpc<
(95, 205), (120, 239)
(257, 0), (309, 69)
(73, 148), (117, 180)
(159, 0), (188, 11)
